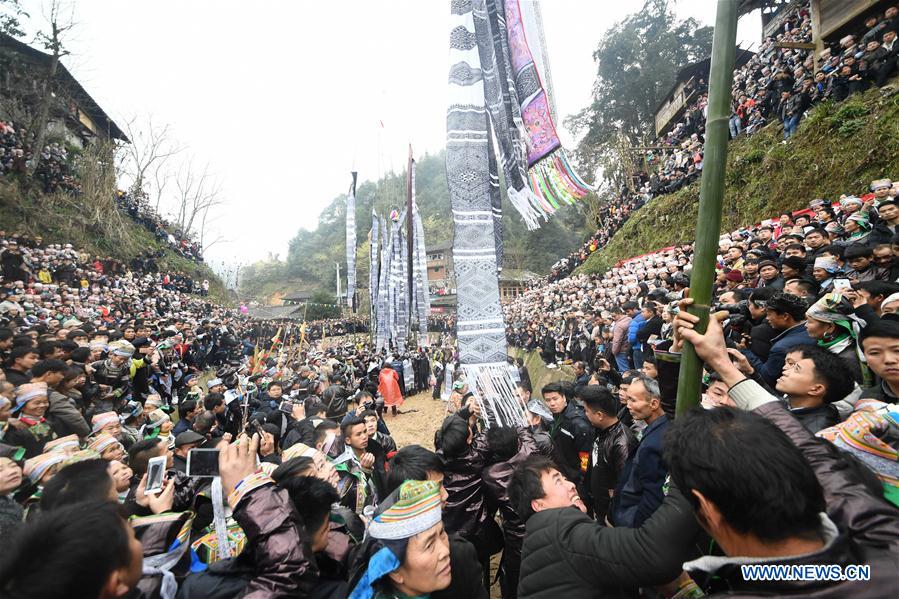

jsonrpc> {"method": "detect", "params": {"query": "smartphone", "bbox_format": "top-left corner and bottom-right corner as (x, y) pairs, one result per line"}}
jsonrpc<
(186, 448), (220, 477)
(833, 278), (852, 291)
(279, 399), (294, 414)
(145, 455), (167, 495)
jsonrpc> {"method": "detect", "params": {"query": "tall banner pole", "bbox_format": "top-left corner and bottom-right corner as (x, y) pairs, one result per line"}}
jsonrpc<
(406, 144), (414, 345)
(675, 0), (739, 415)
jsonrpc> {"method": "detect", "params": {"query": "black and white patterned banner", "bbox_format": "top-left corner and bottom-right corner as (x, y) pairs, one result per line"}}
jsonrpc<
(369, 209), (379, 340)
(345, 172), (358, 309)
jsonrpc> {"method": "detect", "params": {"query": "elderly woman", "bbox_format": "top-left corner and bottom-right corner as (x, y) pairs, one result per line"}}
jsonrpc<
(142, 408), (174, 445)
(349, 480), (456, 599)
(88, 432), (126, 462)
(804, 293), (866, 385)
(881, 292), (899, 316)
(4, 383), (60, 458)
(842, 213), (872, 244)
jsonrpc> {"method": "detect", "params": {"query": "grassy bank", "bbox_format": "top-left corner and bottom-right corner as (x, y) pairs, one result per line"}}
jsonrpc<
(0, 178), (229, 304)
(579, 88), (899, 274)
(509, 348), (575, 394)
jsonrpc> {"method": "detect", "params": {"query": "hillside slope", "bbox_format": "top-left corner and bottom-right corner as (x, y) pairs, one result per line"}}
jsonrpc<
(0, 178), (229, 303)
(579, 89), (899, 274)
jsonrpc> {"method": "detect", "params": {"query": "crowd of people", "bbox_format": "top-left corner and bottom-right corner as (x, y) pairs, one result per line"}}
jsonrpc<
(551, 2), (899, 281)
(548, 192), (646, 282)
(2, 3), (899, 599)
(114, 191), (205, 263)
(3, 173), (899, 599)
(1, 119), (206, 265)
(653, 2), (898, 188)
(0, 241), (476, 598)
(0, 120), (79, 194)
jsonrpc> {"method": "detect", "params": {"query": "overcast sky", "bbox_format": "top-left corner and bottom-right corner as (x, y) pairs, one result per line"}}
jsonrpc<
(19, 0), (760, 274)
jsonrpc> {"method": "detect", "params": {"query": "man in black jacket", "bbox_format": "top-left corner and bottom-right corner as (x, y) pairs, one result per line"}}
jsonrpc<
(509, 454), (699, 599)
(542, 382), (593, 492)
(579, 385), (636, 523)
(746, 287), (777, 361)
(321, 374), (349, 421)
(435, 404), (502, 586)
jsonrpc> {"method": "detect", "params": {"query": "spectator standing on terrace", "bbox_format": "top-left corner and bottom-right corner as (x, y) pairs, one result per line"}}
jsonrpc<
(610, 306), (632, 372)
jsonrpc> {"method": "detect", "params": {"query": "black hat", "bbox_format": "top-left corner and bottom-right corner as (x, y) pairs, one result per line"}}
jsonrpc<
(174, 430), (206, 448)
(0, 442), (25, 463)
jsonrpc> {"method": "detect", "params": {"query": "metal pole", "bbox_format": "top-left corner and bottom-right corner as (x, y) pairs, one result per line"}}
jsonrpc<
(675, 0), (738, 417)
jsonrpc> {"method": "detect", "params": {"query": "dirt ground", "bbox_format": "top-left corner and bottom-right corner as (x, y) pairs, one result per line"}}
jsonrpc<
(381, 390), (450, 449)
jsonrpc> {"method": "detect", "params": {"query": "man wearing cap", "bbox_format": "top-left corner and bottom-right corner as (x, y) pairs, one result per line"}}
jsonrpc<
(171, 430), (206, 473)
(89, 340), (135, 413)
(523, 394), (555, 457)
(741, 292), (817, 387)
(206, 377), (225, 395)
(757, 260), (785, 290)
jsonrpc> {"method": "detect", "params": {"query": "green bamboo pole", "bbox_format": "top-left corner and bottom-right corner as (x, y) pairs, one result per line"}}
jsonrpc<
(675, 0), (739, 416)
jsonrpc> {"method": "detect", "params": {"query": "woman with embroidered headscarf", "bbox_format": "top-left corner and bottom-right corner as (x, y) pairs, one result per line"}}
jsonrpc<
(141, 408), (174, 446)
(3, 383), (59, 457)
(843, 212), (872, 244)
(349, 480), (454, 599)
(805, 292), (868, 385)
(839, 196), (865, 220)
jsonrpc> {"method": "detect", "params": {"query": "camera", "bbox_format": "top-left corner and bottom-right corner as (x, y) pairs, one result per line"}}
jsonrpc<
(716, 300), (753, 344)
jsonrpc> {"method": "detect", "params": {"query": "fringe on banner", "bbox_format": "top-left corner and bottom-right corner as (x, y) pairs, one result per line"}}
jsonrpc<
(460, 362), (526, 429)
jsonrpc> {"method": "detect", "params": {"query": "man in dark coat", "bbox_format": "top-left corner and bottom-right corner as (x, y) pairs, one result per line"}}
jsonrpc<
(611, 374), (669, 528)
(579, 385), (636, 523)
(482, 426), (539, 599)
(436, 404), (502, 593)
(542, 382), (594, 492)
(509, 454), (699, 599)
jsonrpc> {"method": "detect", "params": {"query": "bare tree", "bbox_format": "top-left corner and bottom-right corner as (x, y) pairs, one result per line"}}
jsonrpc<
(173, 157), (224, 243)
(26, 0), (75, 177)
(118, 115), (182, 204)
(198, 201), (225, 251)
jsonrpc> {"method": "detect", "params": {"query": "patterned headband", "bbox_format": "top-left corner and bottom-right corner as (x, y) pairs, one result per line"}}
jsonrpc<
(23, 452), (66, 484)
(88, 434), (122, 454)
(91, 412), (120, 433)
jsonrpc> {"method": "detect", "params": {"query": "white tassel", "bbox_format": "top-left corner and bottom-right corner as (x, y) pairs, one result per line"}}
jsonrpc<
(507, 187), (542, 230)
(460, 362), (527, 428)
